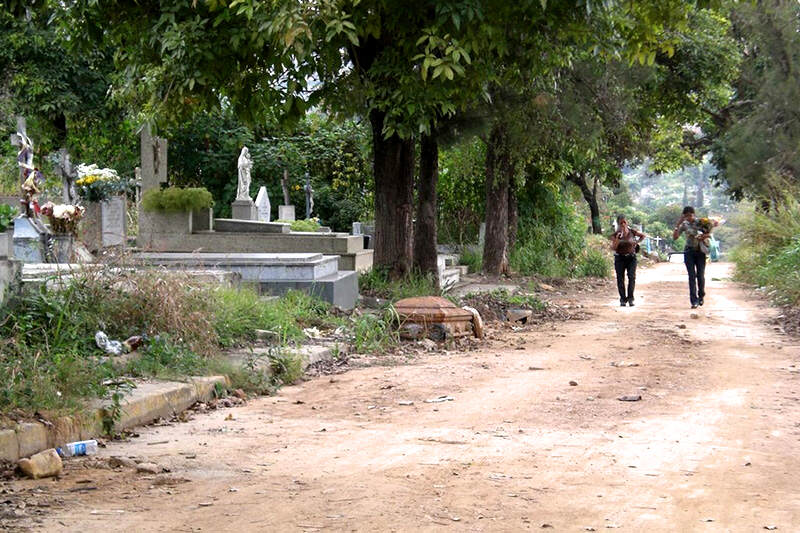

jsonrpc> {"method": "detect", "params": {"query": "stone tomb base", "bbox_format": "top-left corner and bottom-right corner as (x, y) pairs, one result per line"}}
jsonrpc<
(135, 252), (358, 309)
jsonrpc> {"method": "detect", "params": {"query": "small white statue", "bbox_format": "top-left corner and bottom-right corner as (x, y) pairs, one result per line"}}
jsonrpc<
(236, 146), (253, 201)
(255, 186), (271, 222)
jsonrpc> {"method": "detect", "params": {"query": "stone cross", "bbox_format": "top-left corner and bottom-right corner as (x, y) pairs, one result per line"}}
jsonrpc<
(9, 116), (32, 186)
(140, 124), (168, 193)
(255, 186), (271, 222)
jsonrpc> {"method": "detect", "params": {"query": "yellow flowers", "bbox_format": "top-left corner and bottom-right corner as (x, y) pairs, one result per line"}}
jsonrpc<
(75, 174), (110, 186)
(293, 184), (302, 191)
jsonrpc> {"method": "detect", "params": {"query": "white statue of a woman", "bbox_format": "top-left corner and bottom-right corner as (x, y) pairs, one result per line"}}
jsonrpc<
(236, 146), (253, 201)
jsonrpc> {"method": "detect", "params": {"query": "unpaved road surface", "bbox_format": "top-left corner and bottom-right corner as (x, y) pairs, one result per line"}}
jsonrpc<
(11, 262), (800, 532)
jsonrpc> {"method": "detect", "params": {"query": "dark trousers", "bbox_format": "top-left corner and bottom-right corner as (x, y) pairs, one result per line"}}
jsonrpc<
(684, 249), (707, 305)
(614, 254), (637, 303)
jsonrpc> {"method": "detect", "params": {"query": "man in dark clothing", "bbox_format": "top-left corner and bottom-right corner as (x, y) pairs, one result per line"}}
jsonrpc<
(610, 215), (645, 307)
(673, 206), (712, 309)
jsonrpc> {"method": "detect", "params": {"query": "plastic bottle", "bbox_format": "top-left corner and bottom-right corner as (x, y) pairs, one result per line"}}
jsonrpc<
(56, 439), (98, 457)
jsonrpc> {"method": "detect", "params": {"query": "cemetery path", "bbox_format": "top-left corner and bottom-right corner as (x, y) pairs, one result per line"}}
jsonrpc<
(30, 262), (800, 531)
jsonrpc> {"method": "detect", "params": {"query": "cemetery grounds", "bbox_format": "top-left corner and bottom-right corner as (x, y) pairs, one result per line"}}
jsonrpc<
(4, 261), (800, 532)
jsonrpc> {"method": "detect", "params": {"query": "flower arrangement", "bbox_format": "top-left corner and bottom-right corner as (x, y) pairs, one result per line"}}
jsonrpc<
(75, 164), (132, 203)
(41, 202), (85, 235)
(698, 217), (714, 234)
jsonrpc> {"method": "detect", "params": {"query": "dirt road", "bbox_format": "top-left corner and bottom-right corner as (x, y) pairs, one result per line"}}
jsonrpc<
(19, 262), (800, 531)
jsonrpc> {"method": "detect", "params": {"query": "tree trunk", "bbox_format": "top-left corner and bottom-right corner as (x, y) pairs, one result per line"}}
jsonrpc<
(413, 132), (440, 284)
(695, 168), (704, 207)
(568, 172), (602, 234)
(370, 109), (415, 279)
(483, 123), (511, 276)
(507, 174), (518, 253)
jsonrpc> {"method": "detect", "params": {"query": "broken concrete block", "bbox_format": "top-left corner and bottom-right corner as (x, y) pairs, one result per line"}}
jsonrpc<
(18, 448), (62, 479)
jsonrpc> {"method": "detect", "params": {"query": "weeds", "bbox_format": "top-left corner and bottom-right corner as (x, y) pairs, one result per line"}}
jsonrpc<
(349, 308), (400, 353)
(359, 267), (441, 301)
(0, 266), (333, 418)
(460, 248), (483, 273)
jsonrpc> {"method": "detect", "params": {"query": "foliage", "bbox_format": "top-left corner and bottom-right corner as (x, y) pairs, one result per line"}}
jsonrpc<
(141, 187), (214, 213)
(577, 235), (612, 278)
(0, 204), (17, 233)
(349, 309), (400, 354)
(460, 248), (483, 274)
(731, 189), (800, 306)
(278, 218), (321, 233)
(510, 183), (587, 277)
(438, 138), (486, 244)
(358, 268), (442, 302)
(708, 1), (800, 200)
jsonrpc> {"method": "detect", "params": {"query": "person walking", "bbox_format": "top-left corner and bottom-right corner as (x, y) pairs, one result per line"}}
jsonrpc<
(610, 215), (645, 307)
(673, 206), (713, 309)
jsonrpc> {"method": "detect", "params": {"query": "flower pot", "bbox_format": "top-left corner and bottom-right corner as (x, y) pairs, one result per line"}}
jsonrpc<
(0, 230), (13, 259)
(50, 234), (74, 264)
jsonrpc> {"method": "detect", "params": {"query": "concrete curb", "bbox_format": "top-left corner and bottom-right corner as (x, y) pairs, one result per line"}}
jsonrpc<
(0, 376), (227, 463)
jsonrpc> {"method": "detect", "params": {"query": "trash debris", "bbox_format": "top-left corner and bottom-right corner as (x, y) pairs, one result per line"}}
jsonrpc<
(764, 526), (778, 530)
(95, 331), (123, 355)
(419, 338), (438, 350)
(677, 324), (687, 329)
(17, 449), (62, 479)
(610, 361), (639, 367)
(57, 439), (98, 457)
(397, 400), (414, 406)
(123, 335), (144, 352)
(617, 395), (642, 402)
(569, 381), (578, 386)
(424, 396), (455, 403)
(528, 366), (546, 371)
(303, 327), (322, 338)
(579, 354), (594, 360)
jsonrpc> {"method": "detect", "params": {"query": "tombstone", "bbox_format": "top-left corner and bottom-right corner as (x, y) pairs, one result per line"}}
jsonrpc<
(13, 216), (48, 263)
(278, 205), (296, 221)
(255, 186), (271, 222)
(81, 196), (127, 252)
(352, 222), (362, 235)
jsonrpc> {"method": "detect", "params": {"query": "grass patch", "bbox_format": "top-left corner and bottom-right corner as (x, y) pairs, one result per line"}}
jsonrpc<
(349, 308), (400, 353)
(358, 267), (441, 302)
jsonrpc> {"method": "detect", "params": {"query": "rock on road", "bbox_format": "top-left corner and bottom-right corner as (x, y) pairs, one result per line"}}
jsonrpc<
(31, 262), (800, 531)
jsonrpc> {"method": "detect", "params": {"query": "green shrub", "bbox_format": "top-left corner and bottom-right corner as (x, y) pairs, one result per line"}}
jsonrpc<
(0, 204), (17, 232)
(577, 248), (611, 277)
(277, 218), (321, 232)
(141, 187), (214, 213)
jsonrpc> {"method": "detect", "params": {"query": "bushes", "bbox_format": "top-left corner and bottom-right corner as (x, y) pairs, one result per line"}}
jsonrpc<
(358, 267), (441, 301)
(732, 193), (800, 306)
(141, 187), (214, 213)
(278, 218), (321, 232)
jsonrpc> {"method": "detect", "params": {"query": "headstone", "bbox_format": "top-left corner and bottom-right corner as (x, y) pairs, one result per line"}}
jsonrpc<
(352, 222), (362, 235)
(100, 196), (127, 247)
(255, 186), (271, 222)
(278, 205), (296, 221)
(13, 216), (48, 263)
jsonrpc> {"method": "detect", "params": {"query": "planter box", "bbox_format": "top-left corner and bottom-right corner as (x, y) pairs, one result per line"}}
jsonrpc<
(80, 196), (127, 252)
(0, 230), (13, 259)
